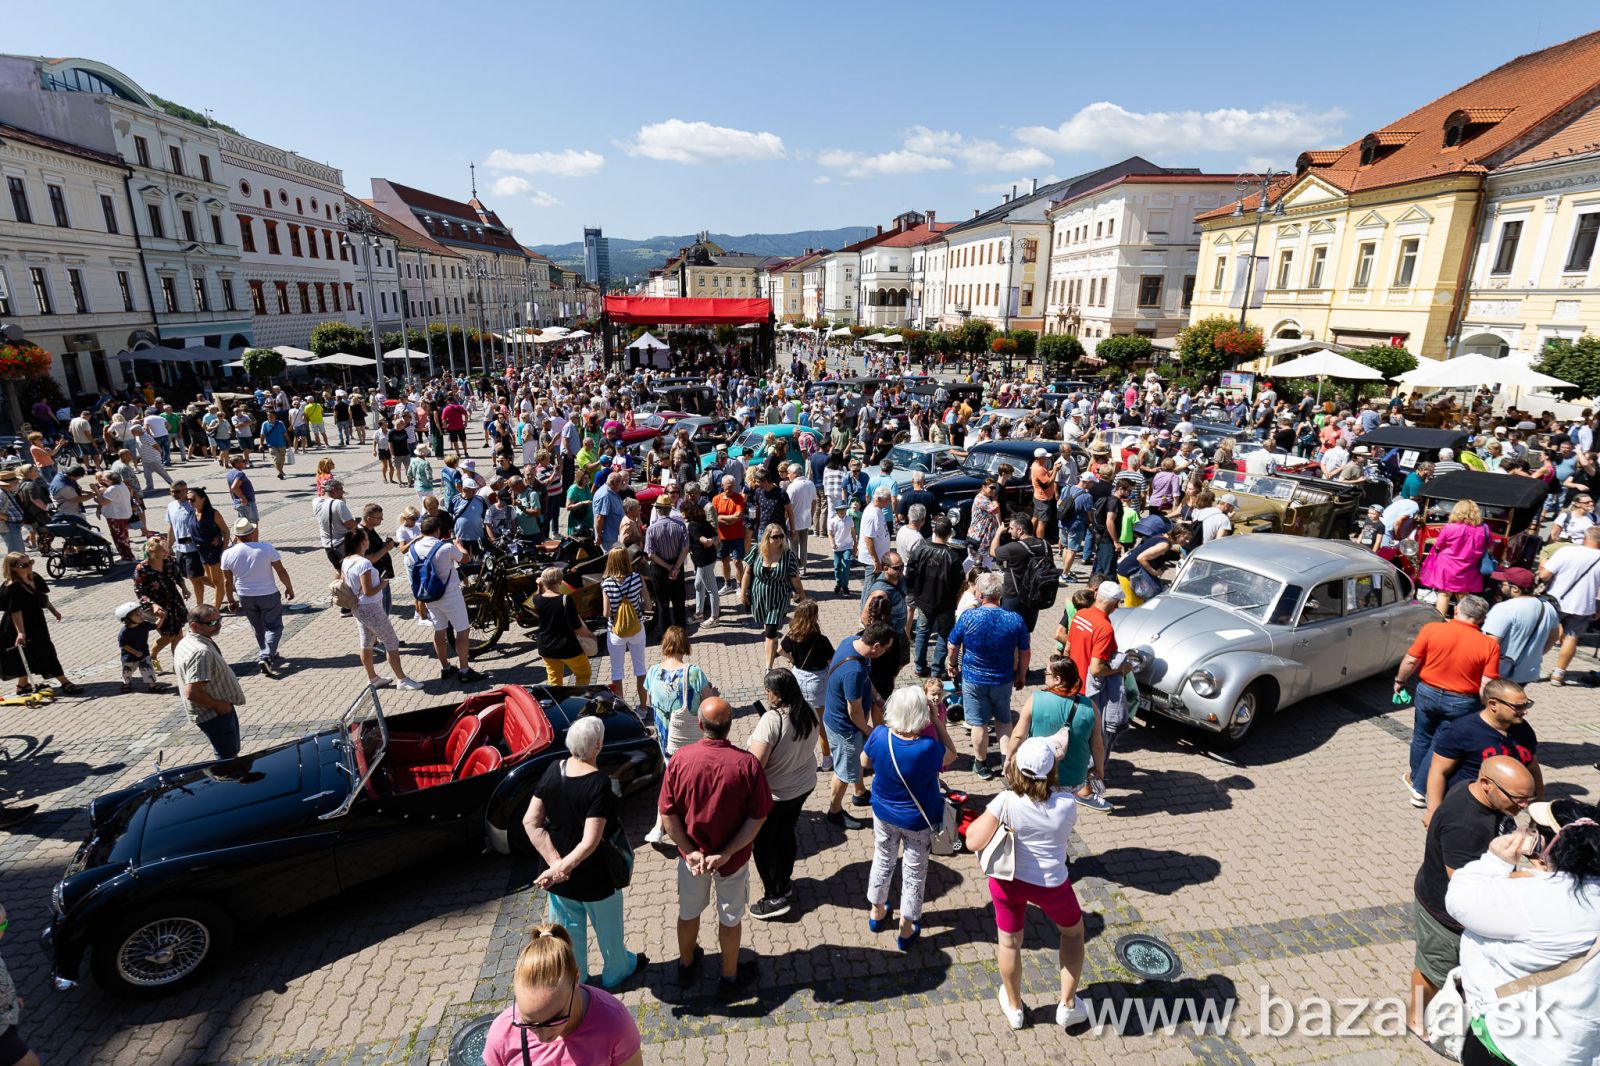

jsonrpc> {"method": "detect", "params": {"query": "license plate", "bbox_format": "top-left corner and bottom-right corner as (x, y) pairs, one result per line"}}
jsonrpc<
(1138, 695), (1152, 715)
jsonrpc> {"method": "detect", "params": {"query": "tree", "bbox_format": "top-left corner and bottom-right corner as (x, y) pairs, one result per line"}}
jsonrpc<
(1037, 333), (1085, 376)
(953, 319), (995, 356)
(1176, 315), (1260, 383)
(1536, 336), (1600, 398)
(239, 347), (286, 381)
(991, 337), (1018, 355)
(1004, 329), (1037, 358)
(1343, 343), (1418, 399)
(1094, 334), (1154, 373)
(310, 320), (372, 359)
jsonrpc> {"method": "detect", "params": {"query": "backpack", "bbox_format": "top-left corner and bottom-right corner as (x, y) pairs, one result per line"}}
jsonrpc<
(611, 586), (643, 639)
(1008, 537), (1060, 611)
(1055, 488), (1077, 524)
(408, 540), (451, 603)
(328, 573), (360, 611)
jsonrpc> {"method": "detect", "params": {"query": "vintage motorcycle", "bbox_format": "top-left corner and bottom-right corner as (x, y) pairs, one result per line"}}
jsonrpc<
(460, 532), (613, 655)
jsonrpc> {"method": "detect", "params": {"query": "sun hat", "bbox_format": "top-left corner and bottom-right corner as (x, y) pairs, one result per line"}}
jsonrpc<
(115, 601), (142, 621)
(232, 517), (257, 537)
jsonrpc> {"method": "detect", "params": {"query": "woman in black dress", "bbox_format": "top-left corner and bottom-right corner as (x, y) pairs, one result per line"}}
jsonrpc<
(133, 533), (190, 669)
(0, 552), (83, 694)
(189, 486), (233, 612)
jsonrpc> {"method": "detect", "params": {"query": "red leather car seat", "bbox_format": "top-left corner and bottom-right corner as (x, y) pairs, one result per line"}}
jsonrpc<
(458, 746), (502, 779)
(393, 715), (481, 790)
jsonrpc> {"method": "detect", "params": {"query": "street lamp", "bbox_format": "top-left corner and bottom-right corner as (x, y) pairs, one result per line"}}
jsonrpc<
(341, 202), (389, 393)
(1229, 170), (1289, 334)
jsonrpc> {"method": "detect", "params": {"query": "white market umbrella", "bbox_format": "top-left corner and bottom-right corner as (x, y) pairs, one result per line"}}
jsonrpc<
(627, 331), (669, 350)
(383, 348), (430, 361)
(826, 327), (852, 338)
(1268, 346), (1383, 404)
(563, 329), (591, 340)
(543, 325), (570, 335)
(272, 345), (317, 362)
(313, 353), (377, 366)
(861, 332), (887, 343)
(880, 334), (905, 344)
(778, 323), (797, 332)
(1395, 352), (1542, 389)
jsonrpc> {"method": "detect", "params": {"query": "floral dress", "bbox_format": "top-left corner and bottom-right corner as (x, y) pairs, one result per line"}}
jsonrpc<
(969, 493), (1000, 557)
(134, 559), (188, 637)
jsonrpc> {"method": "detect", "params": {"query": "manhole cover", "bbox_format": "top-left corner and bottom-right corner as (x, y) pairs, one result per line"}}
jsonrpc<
(449, 1012), (501, 1065)
(1114, 934), (1182, 981)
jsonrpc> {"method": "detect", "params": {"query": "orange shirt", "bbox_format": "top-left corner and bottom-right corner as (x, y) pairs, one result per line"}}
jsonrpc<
(1406, 619), (1500, 694)
(1067, 606), (1116, 696)
(1031, 459), (1057, 501)
(712, 491), (745, 541)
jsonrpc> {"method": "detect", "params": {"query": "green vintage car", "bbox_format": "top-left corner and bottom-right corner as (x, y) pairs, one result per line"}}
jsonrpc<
(1208, 468), (1363, 540)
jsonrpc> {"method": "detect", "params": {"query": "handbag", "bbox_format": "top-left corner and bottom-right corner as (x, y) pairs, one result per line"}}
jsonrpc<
(1130, 568), (1162, 601)
(887, 730), (961, 856)
(977, 791), (1016, 879)
(1425, 937), (1600, 1061)
(598, 824), (633, 889)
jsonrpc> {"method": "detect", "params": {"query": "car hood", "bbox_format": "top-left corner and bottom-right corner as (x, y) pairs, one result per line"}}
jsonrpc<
(129, 736), (340, 863)
(1111, 597), (1269, 691)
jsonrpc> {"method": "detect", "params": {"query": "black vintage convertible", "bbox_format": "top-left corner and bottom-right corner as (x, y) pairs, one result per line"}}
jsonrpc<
(43, 683), (662, 998)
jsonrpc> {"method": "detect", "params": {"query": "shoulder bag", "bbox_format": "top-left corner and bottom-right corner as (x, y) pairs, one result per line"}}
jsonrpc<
(1425, 937), (1600, 1060)
(977, 790), (1016, 879)
(887, 731), (960, 856)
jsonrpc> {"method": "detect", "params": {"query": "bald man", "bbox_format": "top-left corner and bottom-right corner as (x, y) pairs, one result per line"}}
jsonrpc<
(1408, 755), (1536, 1035)
(658, 694), (772, 1000)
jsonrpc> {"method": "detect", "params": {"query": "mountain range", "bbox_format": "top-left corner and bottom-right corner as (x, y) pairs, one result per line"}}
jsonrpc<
(529, 227), (876, 282)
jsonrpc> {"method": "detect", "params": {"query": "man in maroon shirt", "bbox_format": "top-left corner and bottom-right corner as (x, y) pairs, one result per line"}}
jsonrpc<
(441, 397), (469, 456)
(659, 696), (771, 1000)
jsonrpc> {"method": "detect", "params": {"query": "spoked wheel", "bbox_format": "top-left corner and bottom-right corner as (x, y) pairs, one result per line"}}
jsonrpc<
(91, 899), (233, 998)
(463, 588), (506, 655)
(45, 554), (65, 578)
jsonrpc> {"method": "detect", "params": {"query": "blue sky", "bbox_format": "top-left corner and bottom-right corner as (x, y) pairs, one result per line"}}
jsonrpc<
(9, 2), (1600, 248)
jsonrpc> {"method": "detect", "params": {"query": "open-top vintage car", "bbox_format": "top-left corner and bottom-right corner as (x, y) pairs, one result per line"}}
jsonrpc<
(1207, 468), (1363, 539)
(1112, 535), (1434, 746)
(43, 684), (661, 998)
(1392, 469), (1550, 581)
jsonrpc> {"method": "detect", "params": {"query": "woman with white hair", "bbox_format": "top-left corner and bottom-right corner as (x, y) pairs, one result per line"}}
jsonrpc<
(521, 714), (641, 989)
(860, 685), (946, 951)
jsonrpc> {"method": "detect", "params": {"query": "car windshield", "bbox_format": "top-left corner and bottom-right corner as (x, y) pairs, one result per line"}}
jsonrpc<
(1212, 468), (1296, 502)
(959, 450), (1017, 479)
(736, 429), (768, 452)
(1169, 558), (1286, 620)
(324, 685), (388, 819)
(887, 446), (932, 472)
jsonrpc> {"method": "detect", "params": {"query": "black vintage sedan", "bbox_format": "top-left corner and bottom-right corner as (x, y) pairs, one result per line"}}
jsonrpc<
(43, 684), (661, 998)
(927, 438), (1080, 541)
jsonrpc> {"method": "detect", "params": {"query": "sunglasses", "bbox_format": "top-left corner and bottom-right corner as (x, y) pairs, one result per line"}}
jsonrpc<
(513, 982), (577, 1033)
(1487, 778), (1537, 807)
(1491, 696), (1535, 712)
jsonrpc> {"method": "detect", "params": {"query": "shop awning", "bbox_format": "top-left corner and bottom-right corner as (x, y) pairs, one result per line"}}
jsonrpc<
(603, 296), (771, 325)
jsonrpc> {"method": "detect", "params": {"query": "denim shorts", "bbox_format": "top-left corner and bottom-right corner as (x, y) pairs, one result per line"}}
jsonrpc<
(827, 725), (864, 784)
(961, 680), (1014, 728)
(1064, 521), (1090, 553)
(717, 538), (744, 560)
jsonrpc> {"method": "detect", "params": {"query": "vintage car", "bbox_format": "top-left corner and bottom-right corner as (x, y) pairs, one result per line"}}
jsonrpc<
(1355, 426), (1474, 487)
(883, 441), (965, 485)
(698, 423), (817, 475)
(1207, 468), (1364, 539)
(1389, 469), (1551, 581)
(1112, 535), (1434, 746)
(964, 408), (1038, 442)
(43, 684), (661, 998)
(927, 438), (1078, 541)
(667, 415), (745, 455)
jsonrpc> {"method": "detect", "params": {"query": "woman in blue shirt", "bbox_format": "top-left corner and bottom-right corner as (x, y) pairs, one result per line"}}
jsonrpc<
(861, 686), (953, 951)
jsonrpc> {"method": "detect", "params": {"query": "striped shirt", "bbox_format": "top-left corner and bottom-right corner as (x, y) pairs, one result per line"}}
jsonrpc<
(644, 513), (688, 565)
(175, 633), (247, 726)
(601, 572), (646, 613)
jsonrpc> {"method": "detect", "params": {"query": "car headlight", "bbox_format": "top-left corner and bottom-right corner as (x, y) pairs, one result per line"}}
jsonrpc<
(946, 506), (962, 525)
(1187, 669), (1219, 698)
(51, 880), (65, 915)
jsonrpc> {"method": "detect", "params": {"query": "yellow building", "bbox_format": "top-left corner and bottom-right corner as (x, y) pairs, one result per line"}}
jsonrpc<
(1189, 29), (1600, 363)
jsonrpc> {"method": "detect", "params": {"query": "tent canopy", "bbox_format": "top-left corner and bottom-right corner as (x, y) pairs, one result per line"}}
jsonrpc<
(272, 345), (317, 362)
(627, 331), (669, 350)
(313, 353), (376, 367)
(880, 334), (904, 344)
(604, 296), (771, 325)
(1397, 352), (1573, 389)
(826, 327), (852, 338)
(116, 344), (230, 364)
(1266, 348), (1384, 380)
(861, 333), (887, 343)
(383, 348), (430, 361)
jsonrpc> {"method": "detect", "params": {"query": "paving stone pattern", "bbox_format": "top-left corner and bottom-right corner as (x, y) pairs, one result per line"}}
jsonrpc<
(2, 426), (1595, 1065)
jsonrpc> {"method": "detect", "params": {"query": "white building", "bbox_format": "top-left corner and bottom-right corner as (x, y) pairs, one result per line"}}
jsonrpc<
(222, 132), (360, 348)
(1043, 173), (1236, 342)
(859, 212), (949, 329)
(0, 119), (152, 395)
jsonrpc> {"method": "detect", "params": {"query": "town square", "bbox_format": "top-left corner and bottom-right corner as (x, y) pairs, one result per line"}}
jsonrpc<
(2, 5), (1600, 1065)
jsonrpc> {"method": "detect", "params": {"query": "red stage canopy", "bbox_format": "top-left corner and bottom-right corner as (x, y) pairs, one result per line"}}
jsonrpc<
(604, 296), (771, 325)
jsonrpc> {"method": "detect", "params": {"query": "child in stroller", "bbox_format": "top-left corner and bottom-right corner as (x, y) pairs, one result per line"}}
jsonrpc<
(42, 512), (115, 577)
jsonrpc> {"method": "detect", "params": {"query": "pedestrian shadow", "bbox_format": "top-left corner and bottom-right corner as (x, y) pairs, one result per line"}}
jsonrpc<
(1526, 741), (1600, 773)
(1102, 768), (1254, 817)
(1071, 847), (1223, 896)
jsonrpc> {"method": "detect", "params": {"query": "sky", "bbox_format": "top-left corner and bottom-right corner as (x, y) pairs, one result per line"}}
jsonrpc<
(9, 2), (1600, 250)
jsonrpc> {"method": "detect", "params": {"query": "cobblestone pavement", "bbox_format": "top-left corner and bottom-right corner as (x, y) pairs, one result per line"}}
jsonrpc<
(2, 435), (1596, 1065)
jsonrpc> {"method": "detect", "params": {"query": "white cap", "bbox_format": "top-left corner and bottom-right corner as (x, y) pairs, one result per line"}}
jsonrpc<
(1220, 493), (1239, 507)
(1096, 580), (1125, 602)
(1439, 448), (1454, 459)
(115, 601), (142, 621)
(1034, 448), (1049, 458)
(1015, 737), (1057, 780)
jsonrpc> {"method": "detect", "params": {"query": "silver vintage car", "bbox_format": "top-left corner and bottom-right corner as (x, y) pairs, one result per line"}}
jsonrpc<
(1111, 534), (1435, 747)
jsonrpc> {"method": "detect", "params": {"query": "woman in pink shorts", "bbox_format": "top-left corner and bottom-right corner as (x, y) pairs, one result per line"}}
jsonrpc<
(965, 733), (1087, 1032)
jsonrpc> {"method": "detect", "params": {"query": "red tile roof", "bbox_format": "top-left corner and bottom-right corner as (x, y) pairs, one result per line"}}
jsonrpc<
(1501, 101), (1600, 166)
(875, 221), (955, 247)
(1051, 172), (1243, 210)
(356, 198), (462, 257)
(0, 121), (126, 168)
(1199, 28), (1600, 220)
(374, 179), (525, 255)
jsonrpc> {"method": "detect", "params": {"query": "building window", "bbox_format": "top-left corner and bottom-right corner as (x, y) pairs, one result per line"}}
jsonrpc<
(1307, 246), (1329, 289)
(322, 230), (334, 259)
(1212, 255), (1227, 291)
(130, 135), (151, 168)
(222, 279), (236, 311)
(1393, 238), (1420, 287)
(117, 270), (135, 311)
(344, 283), (354, 308)
(1491, 220), (1523, 275)
(47, 185), (69, 227)
(168, 145), (183, 175)
(237, 215), (255, 252)
(199, 154), (212, 183)
(315, 283), (327, 313)
(1021, 238), (1038, 263)
(1267, 251), (1293, 291)
(100, 193), (118, 233)
(1352, 242), (1376, 289)
(380, 291), (388, 313)
(288, 225), (302, 257)
(1181, 275), (1195, 309)
(1138, 275), (1163, 307)
(1563, 214), (1599, 273)
(210, 214), (224, 245)
(262, 189), (270, 208)
(192, 276), (209, 311)
(306, 226), (319, 259)
(274, 281), (290, 314)
(264, 220), (280, 255)
(1095, 221), (1103, 238)
(331, 285), (341, 312)
(297, 282), (310, 313)
(181, 209), (197, 243)
(147, 203), (165, 239)
(1021, 284), (1034, 308)
(1107, 218), (1114, 237)
(357, 291), (365, 314)
(160, 276), (178, 313)
(66, 268), (88, 313)
(7, 177), (31, 223)
(29, 267), (53, 314)
(249, 280), (267, 314)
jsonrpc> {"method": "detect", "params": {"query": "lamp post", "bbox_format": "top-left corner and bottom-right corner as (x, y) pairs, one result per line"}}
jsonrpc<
(467, 258), (491, 382)
(340, 202), (388, 394)
(1229, 170), (1289, 334)
(412, 248), (436, 380)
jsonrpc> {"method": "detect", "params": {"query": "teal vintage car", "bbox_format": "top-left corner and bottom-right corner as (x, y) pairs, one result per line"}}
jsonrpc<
(698, 423), (821, 474)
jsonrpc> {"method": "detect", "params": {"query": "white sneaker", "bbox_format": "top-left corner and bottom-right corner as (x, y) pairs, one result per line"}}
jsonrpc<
(1057, 998), (1089, 1028)
(397, 678), (424, 691)
(997, 987), (1025, 1030)
(369, 676), (394, 688)
(644, 824), (665, 845)
(414, 617), (435, 629)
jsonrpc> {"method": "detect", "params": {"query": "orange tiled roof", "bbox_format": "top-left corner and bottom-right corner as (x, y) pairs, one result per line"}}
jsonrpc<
(874, 221), (955, 247)
(1501, 101), (1600, 166)
(356, 198), (462, 257)
(1199, 28), (1600, 220)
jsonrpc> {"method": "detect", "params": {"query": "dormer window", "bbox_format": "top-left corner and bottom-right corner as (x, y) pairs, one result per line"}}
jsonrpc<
(1442, 108), (1512, 150)
(1358, 131), (1417, 167)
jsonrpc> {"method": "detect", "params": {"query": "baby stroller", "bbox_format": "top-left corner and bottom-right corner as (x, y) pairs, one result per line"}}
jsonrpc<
(40, 512), (114, 578)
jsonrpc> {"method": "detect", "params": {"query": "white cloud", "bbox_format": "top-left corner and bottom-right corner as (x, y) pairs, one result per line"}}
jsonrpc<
(489, 176), (559, 206)
(816, 148), (953, 178)
(812, 175), (831, 184)
(975, 175), (1061, 194)
(1016, 102), (1344, 159)
(627, 119), (786, 164)
(484, 147), (605, 178)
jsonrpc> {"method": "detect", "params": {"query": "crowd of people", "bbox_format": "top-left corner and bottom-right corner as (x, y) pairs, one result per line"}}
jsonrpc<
(1, 347), (1599, 1065)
